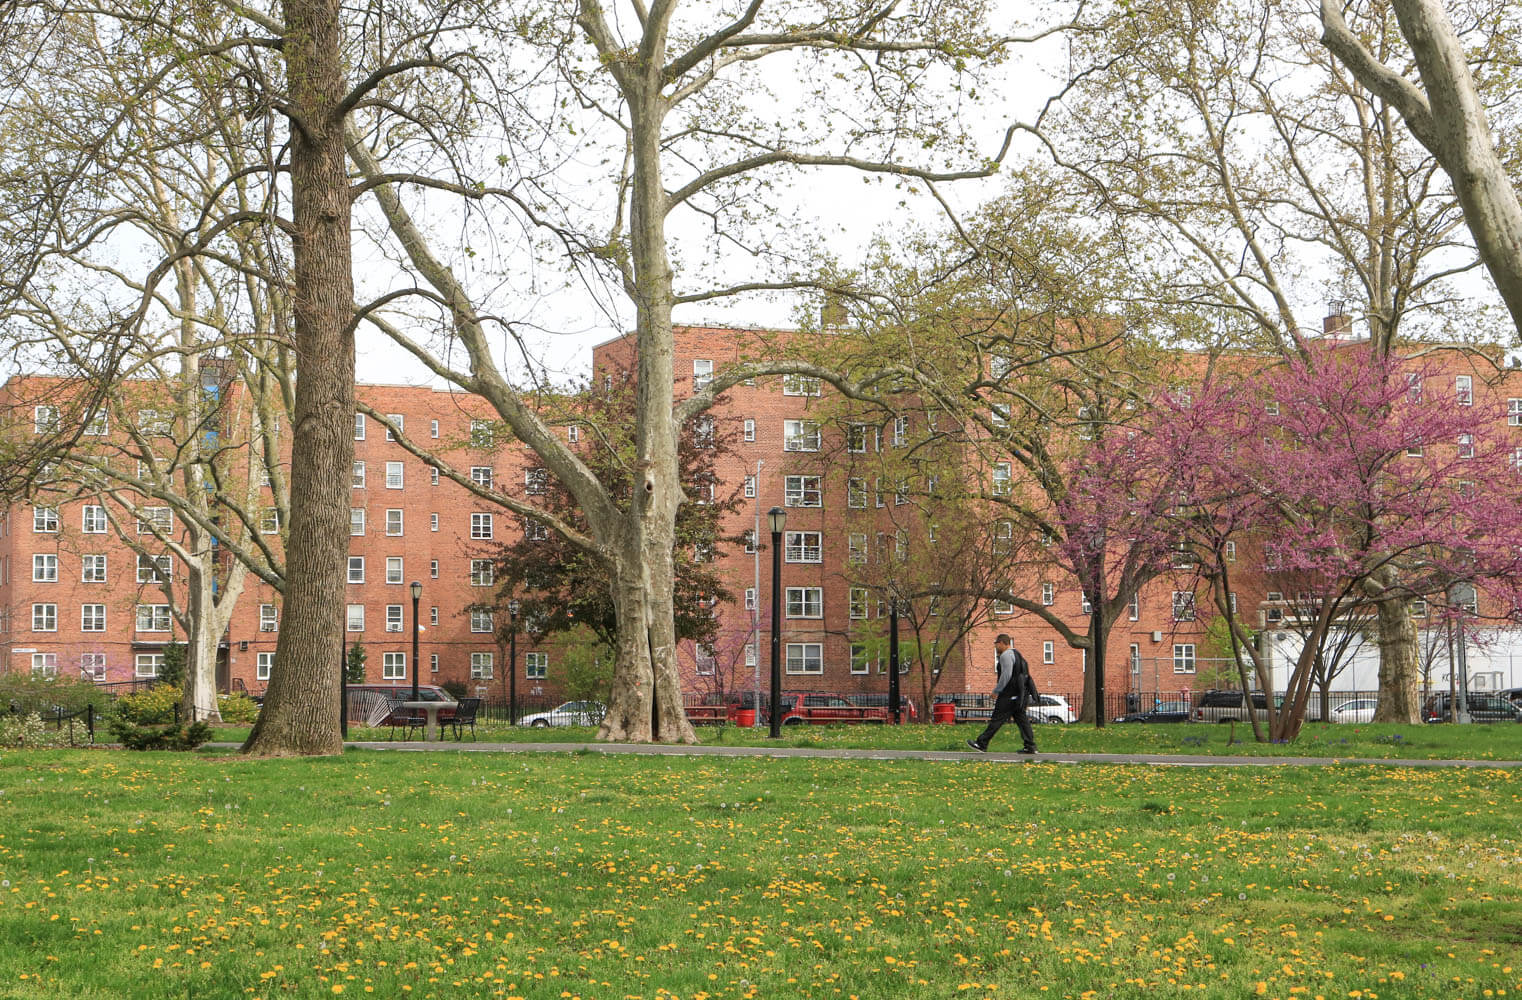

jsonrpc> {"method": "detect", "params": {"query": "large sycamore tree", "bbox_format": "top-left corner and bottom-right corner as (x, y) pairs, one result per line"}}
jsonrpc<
(350, 0), (1079, 742)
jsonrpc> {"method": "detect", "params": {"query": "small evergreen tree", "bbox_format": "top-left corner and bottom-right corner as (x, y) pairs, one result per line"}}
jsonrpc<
(345, 641), (368, 685)
(159, 642), (187, 689)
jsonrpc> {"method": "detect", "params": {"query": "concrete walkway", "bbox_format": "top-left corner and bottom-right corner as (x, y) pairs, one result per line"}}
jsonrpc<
(321, 739), (1522, 768)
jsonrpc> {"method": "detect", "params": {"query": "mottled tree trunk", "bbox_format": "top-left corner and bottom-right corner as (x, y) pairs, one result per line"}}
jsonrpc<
(243, 0), (353, 756)
(1372, 595), (1421, 722)
(180, 535), (223, 724)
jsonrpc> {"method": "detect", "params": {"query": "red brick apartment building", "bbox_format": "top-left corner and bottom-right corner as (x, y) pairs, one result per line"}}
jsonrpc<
(2, 323), (1516, 707)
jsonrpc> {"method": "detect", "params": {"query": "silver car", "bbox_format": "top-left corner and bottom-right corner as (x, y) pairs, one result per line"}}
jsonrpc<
(518, 700), (606, 727)
(1328, 698), (1377, 724)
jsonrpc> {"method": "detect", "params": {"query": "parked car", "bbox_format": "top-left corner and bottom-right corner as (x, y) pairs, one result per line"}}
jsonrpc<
(846, 692), (920, 722)
(1328, 698), (1377, 724)
(1192, 689), (1271, 724)
(1422, 693), (1522, 723)
(519, 700), (606, 727)
(1499, 687), (1522, 709)
(761, 692), (899, 725)
(1027, 694), (1076, 724)
(1113, 700), (1192, 724)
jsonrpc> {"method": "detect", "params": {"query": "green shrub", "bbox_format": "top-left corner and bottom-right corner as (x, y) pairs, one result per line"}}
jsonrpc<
(216, 692), (260, 724)
(0, 712), (70, 748)
(0, 674), (111, 716)
(107, 717), (212, 751)
(158, 643), (187, 689)
(115, 685), (181, 725)
(440, 679), (469, 700)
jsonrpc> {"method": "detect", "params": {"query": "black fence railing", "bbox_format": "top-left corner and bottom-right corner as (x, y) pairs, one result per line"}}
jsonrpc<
(5, 702), (98, 745)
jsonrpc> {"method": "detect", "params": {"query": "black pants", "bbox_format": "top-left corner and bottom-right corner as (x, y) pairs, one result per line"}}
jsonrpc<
(975, 690), (1036, 751)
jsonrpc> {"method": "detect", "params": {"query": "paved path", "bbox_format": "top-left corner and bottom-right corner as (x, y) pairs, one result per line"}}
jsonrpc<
(319, 740), (1522, 768)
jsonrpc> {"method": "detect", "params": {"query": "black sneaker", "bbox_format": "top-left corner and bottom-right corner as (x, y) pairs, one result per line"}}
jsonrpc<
(1017, 747), (1037, 755)
(966, 739), (986, 753)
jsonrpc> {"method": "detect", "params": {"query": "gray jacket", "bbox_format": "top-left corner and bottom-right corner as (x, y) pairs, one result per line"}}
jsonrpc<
(994, 647), (1036, 700)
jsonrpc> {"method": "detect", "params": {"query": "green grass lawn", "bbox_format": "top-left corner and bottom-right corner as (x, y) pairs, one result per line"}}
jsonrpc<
(0, 748), (1518, 999)
(235, 718), (1522, 761)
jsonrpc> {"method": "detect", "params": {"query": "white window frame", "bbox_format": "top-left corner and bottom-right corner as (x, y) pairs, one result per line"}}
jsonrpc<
(135, 604), (170, 632)
(348, 557), (365, 584)
(80, 653), (106, 681)
(471, 513), (494, 539)
(80, 604), (106, 632)
(259, 604), (278, 632)
(351, 508), (365, 536)
(1172, 591), (1196, 622)
(353, 461), (366, 489)
(382, 651), (407, 680)
(744, 476), (756, 499)
(785, 587), (823, 618)
(1042, 641), (1054, 664)
(743, 419), (755, 442)
(32, 603), (57, 631)
(33, 405), (58, 434)
(259, 507), (282, 534)
(431, 419), (440, 439)
(471, 652), (495, 678)
(354, 412), (366, 440)
(136, 554), (172, 583)
(1041, 582), (1054, 606)
(783, 475), (821, 507)
(1456, 374), (1473, 405)
(785, 642), (823, 674)
(385, 462), (404, 489)
(693, 359), (714, 390)
(850, 643), (873, 675)
(33, 506), (59, 533)
(848, 533), (867, 564)
(525, 468), (548, 495)
(782, 419), (821, 452)
(786, 530), (823, 563)
(1510, 399), (1522, 426)
(138, 653), (165, 679)
(846, 424), (869, 453)
(782, 374), (821, 397)
(257, 652), (275, 681)
(386, 557), (404, 584)
(81, 554), (106, 583)
(30, 652), (57, 678)
(471, 610), (494, 633)
(347, 604), (365, 631)
(471, 466), (494, 489)
(847, 478), (867, 509)
(385, 414), (404, 441)
(471, 559), (494, 586)
(386, 509), (404, 536)
(137, 507), (172, 535)
(1458, 433), (1474, 459)
(992, 462), (1012, 496)
(470, 419), (494, 448)
(386, 605), (403, 632)
(525, 651), (547, 679)
(849, 587), (869, 620)
(744, 587), (757, 611)
(81, 505), (107, 534)
(1173, 644), (1197, 674)
(892, 414), (908, 446)
(32, 553), (57, 583)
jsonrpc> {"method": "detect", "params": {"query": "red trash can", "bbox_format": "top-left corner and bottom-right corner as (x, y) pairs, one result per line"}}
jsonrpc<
(932, 702), (956, 724)
(732, 708), (757, 728)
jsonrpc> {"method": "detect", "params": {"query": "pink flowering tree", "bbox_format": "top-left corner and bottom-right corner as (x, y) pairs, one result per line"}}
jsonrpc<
(1154, 342), (1522, 739)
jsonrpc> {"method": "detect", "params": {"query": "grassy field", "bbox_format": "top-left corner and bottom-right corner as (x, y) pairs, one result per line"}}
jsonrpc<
(0, 748), (1518, 999)
(235, 718), (1522, 761)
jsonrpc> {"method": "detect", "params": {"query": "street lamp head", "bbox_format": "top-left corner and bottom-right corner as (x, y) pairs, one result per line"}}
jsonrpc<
(509, 599), (519, 620)
(410, 580), (422, 601)
(767, 506), (786, 534)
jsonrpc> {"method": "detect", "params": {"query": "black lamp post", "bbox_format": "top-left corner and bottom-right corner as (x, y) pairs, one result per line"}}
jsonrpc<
(410, 580), (422, 701)
(768, 506), (785, 739)
(888, 597), (901, 725)
(509, 600), (519, 727)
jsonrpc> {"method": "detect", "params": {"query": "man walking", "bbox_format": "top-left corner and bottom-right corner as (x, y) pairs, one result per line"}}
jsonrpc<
(967, 633), (1038, 754)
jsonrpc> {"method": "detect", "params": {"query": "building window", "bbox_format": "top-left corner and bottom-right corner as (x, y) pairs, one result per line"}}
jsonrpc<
(386, 509), (404, 536)
(81, 505), (107, 534)
(259, 507), (282, 534)
(743, 530), (756, 554)
(350, 508), (366, 536)
(848, 533), (867, 564)
(1172, 592), (1196, 622)
(846, 424), (869, 453)
(82, 410), (108, 436)
(385, 414), (404, 440)
(1510, 399), (1522, 426)
(135, 604), (170, 632)
(259, 604), (278, 632)
(524, 518), (547, 541)
(889, 414), (907, 446)
(693, 359), (714, 390)
(32, 554), (57, 583)
(431, 419), (439, 438)
(782, 374), (821, 396)
(993, 520), (1013, 554)
(849, 588), (869, 620)
(1458, 433), (1475, 459)
(1456, 374), (1473, 405)
(354, 412), (366, 440)
(353, 461), (366, 488)
(347, 604), (365, 631)
(568, 424), (579, 443)
(33, 405), (58, 434)
(471, 467), (494, 489)
(993, 596), (1014, 616)
(744, 475), (756, 498)
(695, 645), (716, 676)
(1411, 598), (1429, 617)
(744, 644), (756, 667)
(525, 468), (548, 495)
(471, 610), (493, 633)
(744, 588), (757, 612)
(431, 513), (439, 532)
(471, 652), (494, 678)
(785, 587), (823, 618)
(430, 607), (439, 626)
(782, 419), (821, 452)
(743, 419), (755, 442)
(1042, 641), (1054, 664)
(135, 507), (172, 536)
(523, 651), (548, 678)
(786, 531), (822, 563)
(383, 652), (406, 680)
(430, 466), (439, 486)
(385, 462), (404, 489)
(991, 462), (1012, 496)
(431, 653), (439, 674)
(29, 653), (57, 678)
(31, 603), (57, 631)
(471, 513), (494, 539)
(430, 559), (439, 578)
(138, 653), (166, 679)
(255, 652), (274, 681)
(80, 653), (106, 681)
(470, 419), (495, 448)
(136, 554), (171, 583)
(1173, 644), (1197, 674)
(1224, 540), (1237, 562)
(894, 478), (909, 505)
(783, 475), (821, 507)
(1041, 582), (1054, 606)
(1129, 643), (1142, 675)
(386, 557), (404, 584)
(80, 604), (105, 632)
(348, 557), (365, 584)
(1128, 593), (1139, 621)
(33, 506), (59, 533)
(692, 416), (716, 448)
(850, 643), (872, 675)
(785, 643), (823, 674)
(138, 409), (171, 435)
(386, 605), (403, 632)
(471, 559), (494, 586)
(846, 478), (867, 509)
(81, 555), (106, 583)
